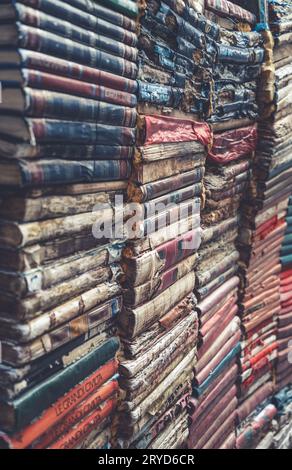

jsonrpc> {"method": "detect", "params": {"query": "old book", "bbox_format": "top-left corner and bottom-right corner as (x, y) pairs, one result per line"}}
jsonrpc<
(0, 234), (103, 271)
(122, 351), (195, 423)
(128, 168), (204, 202)
(125, 214), (201, 256)
(120, 272), (196, 338)
(0, 138), (134, 161)
(1, 0), (137, 32)
(0, 337), (119, 433)
(49, 396), (117, 449)
(0, 70), (136, 109)
(0, 191), (120, 223)
(0, 2), (137, 46)
(0, 50), (138, 93)
(0, 208), (116, 248)
(122, 228), (201, 287)
(0, 8), (137, 61)
(0, 279), (121, 321)
(33, 378), (119, 449)
(97, 0), (138, 18)
(0, 359), (118, 449)
(0, 115), (135, 147)
(0, 87), (137, 127)
(0, 331), (114, 387)
(0, 243), (122, 296)
(0, 264), (115, 307)
(123, 253), (198, 307)
(0, 325), (116, 399)
(129, 199), (200, 239)
(0, 283), (121, 346)
(132, 155), (204, 185)
(0, 25), (138, 78)
(136, 141), (204, 163)
(142, 187), (203, 218)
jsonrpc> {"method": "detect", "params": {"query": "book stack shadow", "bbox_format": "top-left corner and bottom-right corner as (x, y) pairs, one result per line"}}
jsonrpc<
(188, 0), (262, 450)
(0, 0), (138, 449)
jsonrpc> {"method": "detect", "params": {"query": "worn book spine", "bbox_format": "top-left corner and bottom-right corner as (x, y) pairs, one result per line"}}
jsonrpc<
(8, 4), (137, 61)
(0, 209), (116, 248)
(123, 253), (198, 307)
(49, 396), (117, 449)
(1, 279), (121, 322)
(132, 155), (203, 185)
(25, 120), (136, 146)
(0, 192), (120, 223)
(1, 87), (137, 127)
(9, 24), (137, 78)
(128, 169), (204, 202)
(13, 2), (137, 47)
(33, 378), (119, 449)
(0, 283), (122, 341)
(19, 70), (137, 108)
(0, 140), (134, 161)
(97, 0), (138, 18)
(20, 0), (138, 28)
(1, 159), (131, 188)
(120, 272), (196, 338)
(5, 50), (138, 92)
(0, 359), (118, 449)
(123, 228), (201, 287)
(0, 338), (120, 433)
(143, 186), (203, 217)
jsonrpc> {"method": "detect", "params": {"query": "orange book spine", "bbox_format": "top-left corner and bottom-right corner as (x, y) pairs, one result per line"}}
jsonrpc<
(1, 359), (118, 449)
(33, 379), (119, 449)
(49, 397), (117, 449)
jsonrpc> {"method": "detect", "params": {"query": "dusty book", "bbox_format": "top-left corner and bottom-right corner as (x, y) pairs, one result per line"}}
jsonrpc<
(0, 117), (135, 149)
(0, 242), (123, 296)
(0, 86), (137, 126)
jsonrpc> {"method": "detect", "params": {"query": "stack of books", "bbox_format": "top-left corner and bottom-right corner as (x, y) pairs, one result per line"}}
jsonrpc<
(278, 194), (292, 391)
(0, 0), (138, 450)
(115, 0), (211, 449)
(236, 0), (292, 449)
(188, 0), (263, 450)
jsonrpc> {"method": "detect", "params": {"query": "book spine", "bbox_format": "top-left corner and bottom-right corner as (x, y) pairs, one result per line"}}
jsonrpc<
(22, 70), (137, 108)
(134, 168), (204, 202)
(29, 120), (136, 146)
(18, 51), (138, 93)
(2, 359), (118, 448)
(15, 2), (137, 46)
(18, 159), (131, 187)
(13, 5), (137, 61)
(16, 24), (138, 79)
(21, 0), (137, 31)
(19, 88), (137, 127)
(96, 0), (138, 19)
(33, 378), (119, 449)
(49, 396), (117, 449)
(12, 338), (120, 432)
